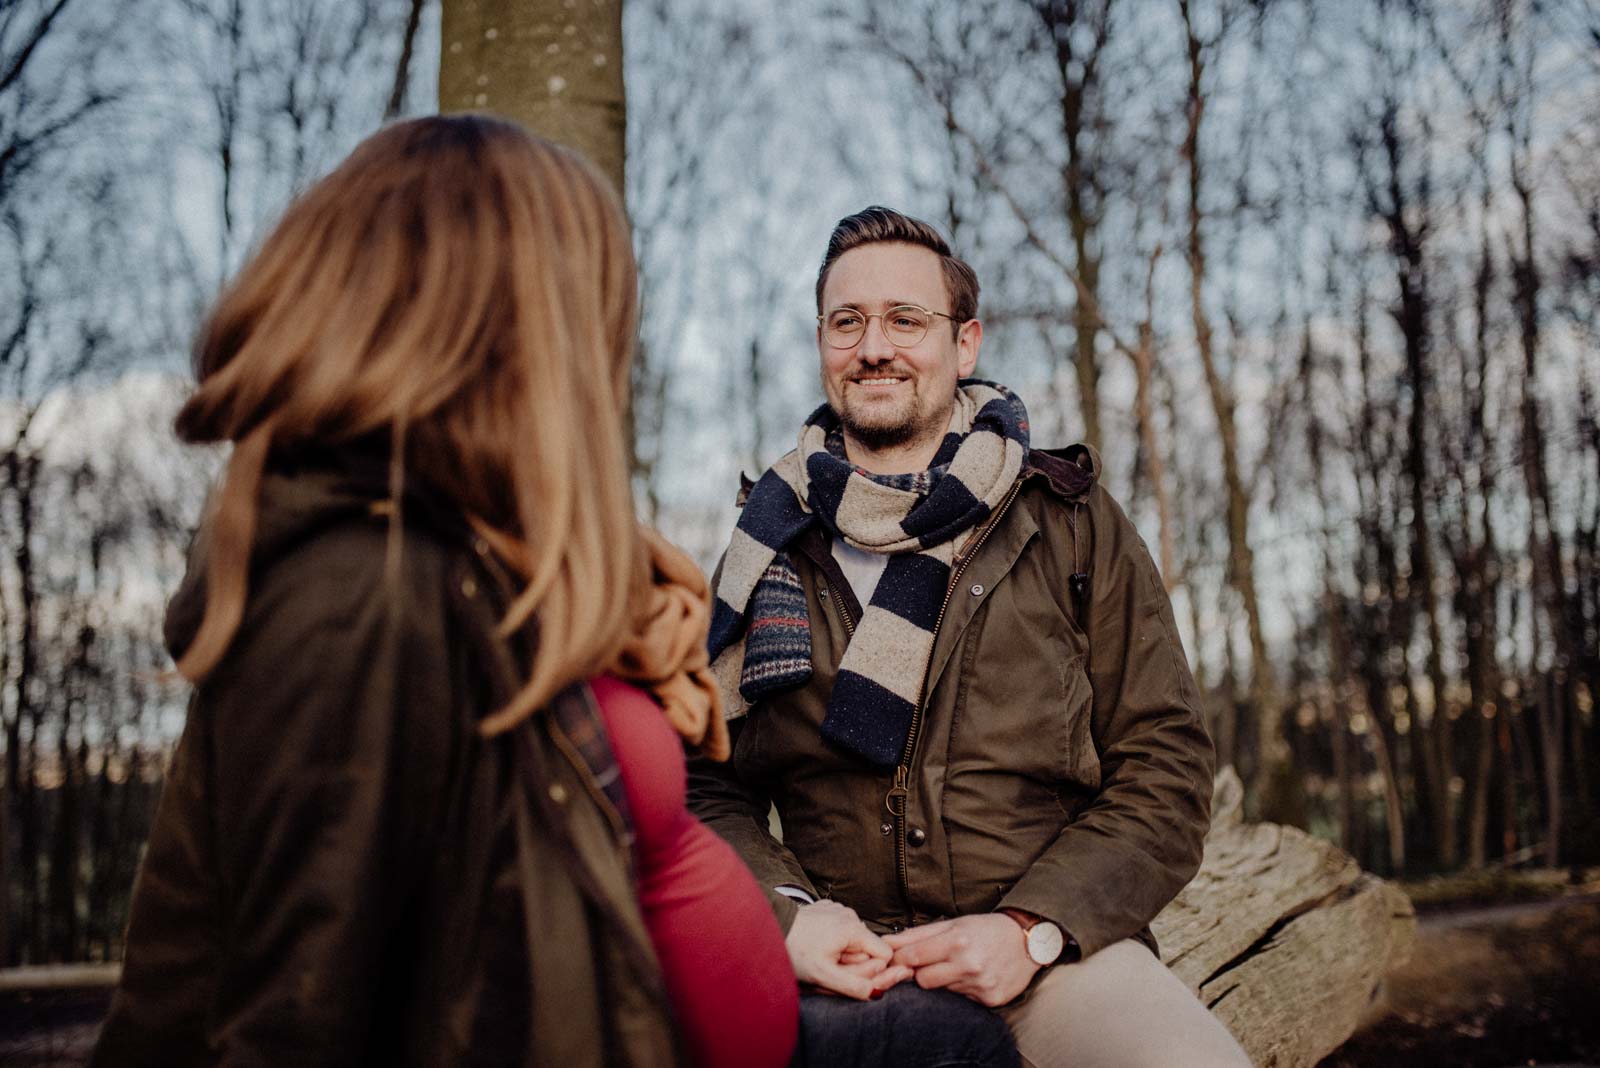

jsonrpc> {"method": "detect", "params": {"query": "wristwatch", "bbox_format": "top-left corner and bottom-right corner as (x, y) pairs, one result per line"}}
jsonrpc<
(1001, 908), (1068, 966)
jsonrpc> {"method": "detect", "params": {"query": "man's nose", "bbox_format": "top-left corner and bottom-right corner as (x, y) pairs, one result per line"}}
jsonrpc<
(857, 315), (896, 361)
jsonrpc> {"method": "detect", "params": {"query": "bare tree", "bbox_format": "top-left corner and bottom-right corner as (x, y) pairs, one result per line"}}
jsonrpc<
(1177, 0), (1282, 811)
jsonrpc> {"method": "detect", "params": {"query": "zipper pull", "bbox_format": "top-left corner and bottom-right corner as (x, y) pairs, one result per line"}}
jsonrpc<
(885, 765), (909, 815)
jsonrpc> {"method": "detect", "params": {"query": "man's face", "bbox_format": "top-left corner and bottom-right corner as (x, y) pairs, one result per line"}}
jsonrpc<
(817, 242), (981, 454)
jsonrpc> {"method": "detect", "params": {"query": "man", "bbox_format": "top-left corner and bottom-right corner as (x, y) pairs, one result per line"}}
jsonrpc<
(689, 206), (1251, 1068)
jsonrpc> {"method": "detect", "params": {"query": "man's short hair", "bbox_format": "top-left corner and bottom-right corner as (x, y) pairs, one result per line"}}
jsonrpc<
(815, 206), (980, 328)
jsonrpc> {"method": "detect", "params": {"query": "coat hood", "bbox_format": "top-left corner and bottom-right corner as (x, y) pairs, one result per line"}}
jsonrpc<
(164, 442), (413, 663)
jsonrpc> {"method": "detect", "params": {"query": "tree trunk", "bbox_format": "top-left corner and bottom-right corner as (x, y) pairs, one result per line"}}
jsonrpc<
(1302, 312), (1358, 857)
(1324, 586), (1358, 853)
(49, 702), (79, 961)
(5, 448), (42, 962)
(1370, 692), (1408, 875)
(1462, 192), (1501, 870)
(1179, 0), (1276, 809)
(0, 744), (7, 967)
(438, 0), (626, 198)
(1032, 0), (1112, 449)
(1388, 126), (1454, 867)
(1133, 243), (1176, 588)
(1539, 670), (1564, 866)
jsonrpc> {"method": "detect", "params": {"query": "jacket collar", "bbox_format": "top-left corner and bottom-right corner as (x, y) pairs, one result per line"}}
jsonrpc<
(1021, 444), (1099, 503)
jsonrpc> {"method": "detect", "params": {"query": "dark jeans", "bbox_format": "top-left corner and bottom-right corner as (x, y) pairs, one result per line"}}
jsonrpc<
(789, 984), (1020, 1068)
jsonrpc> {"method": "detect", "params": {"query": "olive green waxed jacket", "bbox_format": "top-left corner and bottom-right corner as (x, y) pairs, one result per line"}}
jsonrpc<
(93, 447), (678, 1068)
(687, 445), (1215, 962)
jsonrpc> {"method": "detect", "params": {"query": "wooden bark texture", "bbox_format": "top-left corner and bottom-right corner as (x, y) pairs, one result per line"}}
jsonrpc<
(438, 0), (626, 195)
(1153, 769), (1416, 1067)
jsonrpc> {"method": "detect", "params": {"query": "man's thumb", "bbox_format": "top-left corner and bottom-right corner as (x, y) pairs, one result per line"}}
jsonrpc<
(817, 963), (875, 1001)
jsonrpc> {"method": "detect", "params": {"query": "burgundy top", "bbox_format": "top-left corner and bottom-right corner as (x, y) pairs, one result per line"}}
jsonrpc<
(590, 676), (798, 1068)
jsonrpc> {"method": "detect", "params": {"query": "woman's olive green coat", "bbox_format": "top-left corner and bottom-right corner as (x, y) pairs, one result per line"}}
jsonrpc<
(92, 451), (678, 1067)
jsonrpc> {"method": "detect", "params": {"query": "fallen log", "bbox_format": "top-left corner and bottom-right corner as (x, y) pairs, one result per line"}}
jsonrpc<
(1153, 769), (1416, 1068)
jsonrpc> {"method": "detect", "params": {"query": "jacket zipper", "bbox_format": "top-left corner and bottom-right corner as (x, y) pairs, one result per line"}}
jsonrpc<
(826, 582), (857, 640)
(887, 480), (1026, 913)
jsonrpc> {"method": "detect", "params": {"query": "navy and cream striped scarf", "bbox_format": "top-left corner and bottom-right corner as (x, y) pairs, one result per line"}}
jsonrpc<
(708, 381), (1029, 766)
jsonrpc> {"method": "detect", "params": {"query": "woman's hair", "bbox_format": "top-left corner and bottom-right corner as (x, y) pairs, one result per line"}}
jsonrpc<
(174, 114), (645, 733)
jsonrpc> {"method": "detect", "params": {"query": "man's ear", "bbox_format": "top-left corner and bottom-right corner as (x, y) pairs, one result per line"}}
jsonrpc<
(956, 318), (982, 377)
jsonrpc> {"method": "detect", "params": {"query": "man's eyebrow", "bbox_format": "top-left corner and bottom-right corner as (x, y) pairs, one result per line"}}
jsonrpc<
(826, 298), (924, 311)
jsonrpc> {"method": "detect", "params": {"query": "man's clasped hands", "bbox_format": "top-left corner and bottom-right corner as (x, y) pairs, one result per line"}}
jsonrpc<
(785, 900), (1042, 1008)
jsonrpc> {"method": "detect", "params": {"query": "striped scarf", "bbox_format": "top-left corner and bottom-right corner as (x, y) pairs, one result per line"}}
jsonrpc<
(708, 381), (1029, 766)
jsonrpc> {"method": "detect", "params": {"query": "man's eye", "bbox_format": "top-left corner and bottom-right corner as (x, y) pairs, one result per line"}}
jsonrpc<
(832, 313), (863, 329)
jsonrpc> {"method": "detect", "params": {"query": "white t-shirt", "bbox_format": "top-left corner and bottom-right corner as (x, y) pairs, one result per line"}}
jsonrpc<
(830, 537), (889, 607)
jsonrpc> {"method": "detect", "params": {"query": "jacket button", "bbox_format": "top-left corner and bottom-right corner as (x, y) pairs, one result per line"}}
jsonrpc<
(970, 583), (984, 596)
(473, 537), (490, 557)
(819, 586), (830, 598)
(908, 827), (927, 846)
(461, 576), (479, 598)
(880, 821), (892, 836)
(548, 784), (568, 804)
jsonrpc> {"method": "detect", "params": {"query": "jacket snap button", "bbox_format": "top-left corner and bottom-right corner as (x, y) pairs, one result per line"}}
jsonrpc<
(880, 821), (892, 836)
(970, 583), (984, 596)
(472, 538), (490, 557)
(819, 586), (829, 598)
(908, 827), (927, 846)
(548, 784), (568, 804)
(461, 576), (478, 598)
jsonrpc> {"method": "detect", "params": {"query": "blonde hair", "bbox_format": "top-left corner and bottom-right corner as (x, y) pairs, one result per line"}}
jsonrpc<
(174, 115), (645, 733)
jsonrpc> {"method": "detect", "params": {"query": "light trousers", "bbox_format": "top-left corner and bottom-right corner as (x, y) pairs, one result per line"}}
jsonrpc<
(997, 939), (1253, 1068)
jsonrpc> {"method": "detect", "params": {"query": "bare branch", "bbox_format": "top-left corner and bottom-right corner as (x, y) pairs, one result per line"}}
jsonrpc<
(384, 0), (425, 120)
(0, 0), (74, 95)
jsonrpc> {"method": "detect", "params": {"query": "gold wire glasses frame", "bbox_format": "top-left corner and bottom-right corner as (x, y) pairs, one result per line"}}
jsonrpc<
(817, 304), (961, 349)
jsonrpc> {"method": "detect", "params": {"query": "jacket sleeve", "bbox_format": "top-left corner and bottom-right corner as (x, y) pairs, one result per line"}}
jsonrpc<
(687, 546), (817, 934)
(686, 716), (818, 935)
(107, 527), (459, 1066)
(998, 483), (1215, 960)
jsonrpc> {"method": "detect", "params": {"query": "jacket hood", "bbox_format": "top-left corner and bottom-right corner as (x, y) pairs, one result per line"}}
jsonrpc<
(164, 442), (412, 663)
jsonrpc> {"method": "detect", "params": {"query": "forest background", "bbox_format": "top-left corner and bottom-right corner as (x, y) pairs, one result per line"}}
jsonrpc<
(1, 0), (1597, 970)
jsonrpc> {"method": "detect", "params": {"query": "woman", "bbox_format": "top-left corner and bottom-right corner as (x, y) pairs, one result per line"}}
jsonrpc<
(90, 116), (796, 1067)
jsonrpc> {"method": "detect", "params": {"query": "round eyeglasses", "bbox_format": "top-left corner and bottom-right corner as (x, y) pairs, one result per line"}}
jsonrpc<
(818, 304), (961, 349)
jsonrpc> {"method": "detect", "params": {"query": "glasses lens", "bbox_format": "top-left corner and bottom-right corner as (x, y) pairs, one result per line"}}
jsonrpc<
(884, 306), (931, 344)
(826, 309), (865, 346)
(823, 306), (935, 347)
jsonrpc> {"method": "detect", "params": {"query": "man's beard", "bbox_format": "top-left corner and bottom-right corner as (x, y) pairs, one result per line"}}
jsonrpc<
(839, 404), (921, 451)
(835, 384), (952, 454)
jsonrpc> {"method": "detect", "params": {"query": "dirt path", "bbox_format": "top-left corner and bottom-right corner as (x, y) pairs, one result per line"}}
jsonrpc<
(1418, 891), (1600, 931)
(1320, 893), (1600, 1067)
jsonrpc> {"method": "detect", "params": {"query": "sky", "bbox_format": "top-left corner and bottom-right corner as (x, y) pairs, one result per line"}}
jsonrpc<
(7, 0), (1597, 714)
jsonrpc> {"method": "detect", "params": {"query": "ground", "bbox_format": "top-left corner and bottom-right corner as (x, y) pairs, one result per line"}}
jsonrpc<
(0, 986), (107, 1067)
(1319, 873), (1600, 1068)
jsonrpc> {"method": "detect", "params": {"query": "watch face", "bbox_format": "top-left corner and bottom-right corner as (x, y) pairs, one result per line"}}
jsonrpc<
(1026, 921), (1065, 965)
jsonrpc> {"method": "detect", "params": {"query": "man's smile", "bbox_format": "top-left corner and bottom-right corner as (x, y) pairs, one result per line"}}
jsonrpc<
(847, 366), (914, 391)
